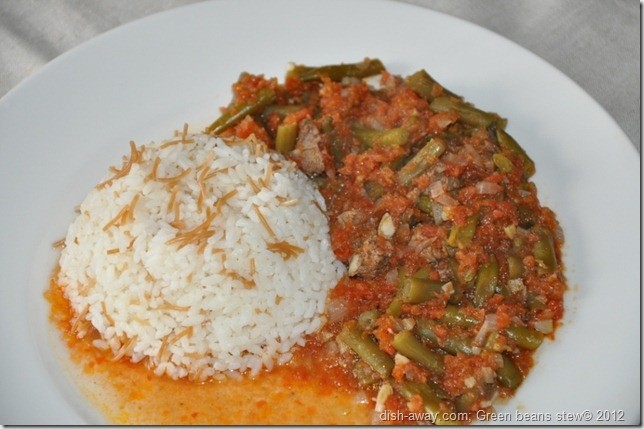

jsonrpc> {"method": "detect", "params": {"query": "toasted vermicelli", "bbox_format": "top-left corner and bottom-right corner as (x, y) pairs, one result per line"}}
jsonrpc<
(57, 133), (345, 379)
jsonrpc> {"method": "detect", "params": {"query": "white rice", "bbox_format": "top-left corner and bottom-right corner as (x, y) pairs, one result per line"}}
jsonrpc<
(57, 131), (345, 380)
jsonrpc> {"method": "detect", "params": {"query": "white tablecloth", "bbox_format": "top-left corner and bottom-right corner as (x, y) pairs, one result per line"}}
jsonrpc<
(0, 0), (639, 148)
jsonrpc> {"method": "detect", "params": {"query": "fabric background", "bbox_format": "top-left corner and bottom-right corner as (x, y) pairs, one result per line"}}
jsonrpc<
(0, 0), (639, 149)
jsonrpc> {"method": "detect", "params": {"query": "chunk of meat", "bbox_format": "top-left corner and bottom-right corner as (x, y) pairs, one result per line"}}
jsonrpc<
(291, 118), (325, 174)
(349, 235), (393, 279)
(407, 224), (448, 263)
(337, 209), (368, 228)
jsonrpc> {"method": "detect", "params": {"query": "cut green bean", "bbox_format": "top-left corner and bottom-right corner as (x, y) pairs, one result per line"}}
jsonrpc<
(430, 97), (505, 128)
(397, 138), (446, 185)
(455, 390), (479, 413)
(338, 326), (394, 379)
(495, 128), (535, 178)
(507, 254), (525, 279)
(449, 257), (475, 284)
(473, 257), (499, 307)
(357, 310), (381, 331)
(386, 296), (404, 317)
(447, 214), (479, 249)
(497, 354), (523, 390)
(527, 292), (548, 310)
(415, 319), (440, 346)
(517, 205), (537, 229)
(483, 331), (506, 353)
(416, 319), (476, 356)
(352, 360), (380, 387)
(262, 104), (303, 119)
(353, 126), (409, 148)
(440, 305), (479, 328)
(416, 195), (433, 214)
(206, 88), (276, 135)
(400, 276), (444, 304)
(287, 58), (385, 82)
(504, 326), (544, 350)
(411, 266), (431, 279)
(533, 227), (558, 272)
(492, 153), (515, 173)
(275, 123), (298, 154)
(404, 69), (458, 102)
(364, 180), (385, 200)
(396, 382), (454, 424)
(442, 336), (476, 356)
(392, 331), (444, 374)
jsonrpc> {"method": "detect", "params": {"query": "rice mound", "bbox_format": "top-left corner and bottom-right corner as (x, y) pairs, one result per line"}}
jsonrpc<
(57, 132), (345, 379)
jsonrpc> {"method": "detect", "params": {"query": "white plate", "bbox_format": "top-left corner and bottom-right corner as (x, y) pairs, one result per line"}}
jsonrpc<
(0, 0), (639, 424)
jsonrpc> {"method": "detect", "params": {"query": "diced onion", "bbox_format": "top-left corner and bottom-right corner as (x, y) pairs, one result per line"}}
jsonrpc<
(378, 212), (395, 238)
(429, 181), (445, 198)
(374, 383), (393, 412)
(326, 297), (348, 323)
(533, 319), (554, 334)
(474, 314), (498, 346)
(435, 193), (459, 206)
(481, 366), (496, 384)
(432, 203), (444, 224)
(475, 181), (502, 194)
(348, 254), (361, 277)
(464, 376), (476, 388)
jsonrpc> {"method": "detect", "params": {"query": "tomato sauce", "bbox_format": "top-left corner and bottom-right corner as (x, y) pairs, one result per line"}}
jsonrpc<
(49, 59), (567, 424)
(46, 279), (372, 424)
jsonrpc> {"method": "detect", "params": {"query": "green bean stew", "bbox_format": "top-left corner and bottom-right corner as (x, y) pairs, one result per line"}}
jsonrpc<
(208, 59), (566, 424)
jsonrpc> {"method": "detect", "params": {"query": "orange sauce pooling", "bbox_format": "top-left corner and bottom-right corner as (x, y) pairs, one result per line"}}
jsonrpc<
(46, 278), (372, 425)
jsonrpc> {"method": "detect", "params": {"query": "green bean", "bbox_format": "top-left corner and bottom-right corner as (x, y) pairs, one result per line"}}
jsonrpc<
(496, 282), (511, 300)
(287, 58), (385, 82)
(388, 154), (408, 171)
(473, 256), (499, 307)
(364, 180), (385, 200)
(455, 390), (479, 413)
(404, 69), (458, 102)
(397, 138), (446, 186)
(505, 326), (544, 350)
(483, 331), (506, 353)
(533, 227), (558, 272)
(494, 128), (535, 178)
(415, 319), (440, 346)
(492, 153), (514, 173)
(440, 305), (479, 328)
(449, 257), (475, 284)
(262, 104), (303, 119)
(275, 123), (298, 154)
(497, 354), (523, 390)
(416, 195), (433, 214)
(527, 292), (548, 310)
(446, 259), (466, 304)
(392, 331), (444, 374)
(351, 360), (380, 387)
(430, 97), (505, 128)
(396, 382), (455, 424)
(517, 205), (537, 229)
(447, 214), (479, 249)
(442, 336), (476, 356)
(386, 296), (404, 317)
(353, 126), (409, 149)
(206, 88), (276, 135)
(320, 115), (334, 134)
(415, 319), (475, 356)
(338, 326), (394, 379)
(400, 276), (444, 304)
(507, 254), (525, 279)
(411, 266), (431, 279)
(357, 309), (381, 331)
